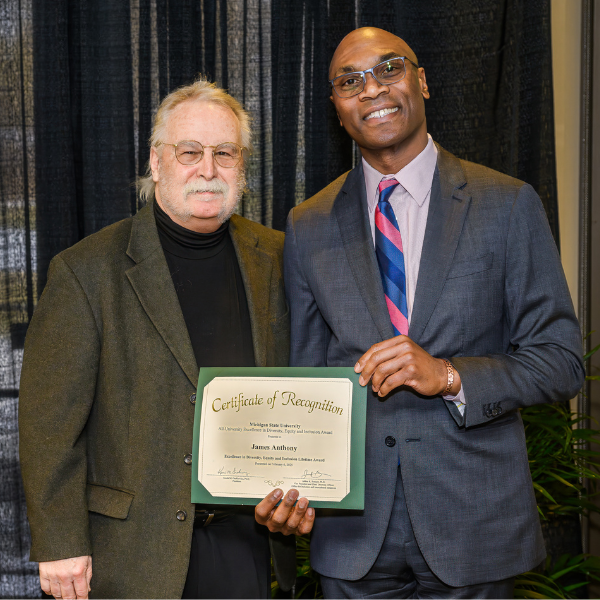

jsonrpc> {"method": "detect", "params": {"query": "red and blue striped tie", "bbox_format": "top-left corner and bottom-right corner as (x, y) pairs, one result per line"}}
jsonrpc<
(375, 178), (409, 337)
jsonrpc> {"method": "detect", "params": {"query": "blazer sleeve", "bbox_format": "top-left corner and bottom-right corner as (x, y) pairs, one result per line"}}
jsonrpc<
(451, 184), (585, 428)
(284, 209), (331, 367)
(19, 254), (99, 561)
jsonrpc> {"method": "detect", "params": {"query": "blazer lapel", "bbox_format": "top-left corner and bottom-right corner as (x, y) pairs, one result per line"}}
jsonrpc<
(333, 164), (394, 341)
(229, 214), (273, 367)
(125, 202), (198, 386)
(409, 146), (472, 345)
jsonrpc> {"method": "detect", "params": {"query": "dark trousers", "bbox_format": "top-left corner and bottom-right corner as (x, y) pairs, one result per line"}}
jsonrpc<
(320, 468), (514, 599)
(182, 508), (271, 599)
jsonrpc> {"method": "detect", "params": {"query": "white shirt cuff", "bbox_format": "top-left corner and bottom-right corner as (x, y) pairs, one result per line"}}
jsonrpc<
(443, 386), (466, 416)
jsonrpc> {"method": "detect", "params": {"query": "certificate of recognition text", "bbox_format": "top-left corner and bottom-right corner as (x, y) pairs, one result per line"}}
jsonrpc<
(198, 376), (353, 502)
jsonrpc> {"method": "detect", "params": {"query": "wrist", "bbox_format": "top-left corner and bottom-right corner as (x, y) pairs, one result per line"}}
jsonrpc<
(441, 359), (461, 396)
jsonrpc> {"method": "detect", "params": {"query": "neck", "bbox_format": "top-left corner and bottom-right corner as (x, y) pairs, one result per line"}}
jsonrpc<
(360, 128), (428, 174)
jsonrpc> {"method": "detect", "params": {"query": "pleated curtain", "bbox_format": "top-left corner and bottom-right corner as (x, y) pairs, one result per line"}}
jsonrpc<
(0, 0), (556, 596)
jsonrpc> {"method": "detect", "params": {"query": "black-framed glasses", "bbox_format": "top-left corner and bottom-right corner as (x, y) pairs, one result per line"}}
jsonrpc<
(158, 140), (247, 168)
(329, 56), (419, 98)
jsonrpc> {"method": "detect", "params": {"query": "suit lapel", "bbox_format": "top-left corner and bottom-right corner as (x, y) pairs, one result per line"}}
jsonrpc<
(409, 146), (472, 344)
(125, 202), (198, 386)
(229, 214), (273, 367)
(333, 164), (394, 341)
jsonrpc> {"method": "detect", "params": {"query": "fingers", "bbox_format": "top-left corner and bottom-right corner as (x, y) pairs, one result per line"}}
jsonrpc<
(376, 369), (410, 396)
(255, 489), (315, 535)
(355, 336), (408, 385)
(45, 573), (76, 599)
(294, 498), (315, 535)
(354, 336), (448, 397)
(356, 338), (411, 389)
(255, 488), (283, 525)
(38, 557), (91, 600)
(39, 571), (51, 597)
(49, 577), (63, 599)
(73, 561), (91, 599)
(267, 488), (299, 532)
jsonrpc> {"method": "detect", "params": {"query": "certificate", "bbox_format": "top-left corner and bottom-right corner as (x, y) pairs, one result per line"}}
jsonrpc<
(191, 367), (366, 509)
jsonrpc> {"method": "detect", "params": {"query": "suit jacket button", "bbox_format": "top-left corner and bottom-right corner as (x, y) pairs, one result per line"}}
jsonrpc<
(485, 409), (493, 418)
(491, 408), (498, 417)
(176, 510), (187, 521)
(184, 454), (192, 465)
(385, 436), (396, 447)
(189, 393), (196, 404)
(497, 406), (503, 415)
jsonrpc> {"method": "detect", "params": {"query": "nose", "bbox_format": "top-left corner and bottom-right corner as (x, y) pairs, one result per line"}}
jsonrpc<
(359, 72), (389, 100)
(194, 150), (217, 179)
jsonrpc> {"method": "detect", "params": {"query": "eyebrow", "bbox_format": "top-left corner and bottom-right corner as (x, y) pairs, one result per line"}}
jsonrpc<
(333, 52), (405, 77)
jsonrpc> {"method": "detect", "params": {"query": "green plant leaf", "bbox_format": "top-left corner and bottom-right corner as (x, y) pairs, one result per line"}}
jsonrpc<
(514, 589), (564, 599)
(583, 343), (600, 361)
(532, 482), (558, 503)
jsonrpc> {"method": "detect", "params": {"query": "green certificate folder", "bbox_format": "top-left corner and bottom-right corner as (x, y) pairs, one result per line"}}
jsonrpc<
(191, 366), (366, 509)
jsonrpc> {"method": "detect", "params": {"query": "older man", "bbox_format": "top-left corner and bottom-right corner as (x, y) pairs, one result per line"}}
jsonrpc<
(19, 78), (311, 599)
(279, 27), (584, 598)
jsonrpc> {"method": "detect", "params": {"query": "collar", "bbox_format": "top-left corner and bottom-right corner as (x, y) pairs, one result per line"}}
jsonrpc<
(363, 134), (438, 211)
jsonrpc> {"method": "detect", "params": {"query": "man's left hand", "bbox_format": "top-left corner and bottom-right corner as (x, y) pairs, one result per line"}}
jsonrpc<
(255, 488), (315, 535)
(355, 335), (460, 397)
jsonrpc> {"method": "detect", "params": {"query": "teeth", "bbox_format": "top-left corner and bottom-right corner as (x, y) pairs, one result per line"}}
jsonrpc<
(365, 107), (399, 120)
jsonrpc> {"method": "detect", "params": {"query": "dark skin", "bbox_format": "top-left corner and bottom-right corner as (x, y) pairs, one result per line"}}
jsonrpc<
(329, 27), (430, 174)
(255, 488), (315, 536)
(257, 27), (461, 537)
(329, 27), (462, 398)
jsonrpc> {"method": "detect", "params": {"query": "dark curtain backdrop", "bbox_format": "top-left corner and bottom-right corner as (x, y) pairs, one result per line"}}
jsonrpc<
(1, 0), (556, 596)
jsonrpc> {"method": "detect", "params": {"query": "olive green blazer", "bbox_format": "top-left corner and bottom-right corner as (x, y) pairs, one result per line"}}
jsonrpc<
(19, 202), (292, 598)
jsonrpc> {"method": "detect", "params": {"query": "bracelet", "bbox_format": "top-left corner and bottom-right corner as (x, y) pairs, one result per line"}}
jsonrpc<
(442, 359), (454, 395)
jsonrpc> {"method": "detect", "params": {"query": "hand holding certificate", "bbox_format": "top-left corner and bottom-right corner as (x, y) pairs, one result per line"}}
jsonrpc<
(192, 367), (366, 510)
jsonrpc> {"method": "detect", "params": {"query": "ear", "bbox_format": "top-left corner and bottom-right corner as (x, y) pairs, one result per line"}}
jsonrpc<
(150, 147), (160, 183)
(329, 95), (344, 127)
(419, 68), (430, 100)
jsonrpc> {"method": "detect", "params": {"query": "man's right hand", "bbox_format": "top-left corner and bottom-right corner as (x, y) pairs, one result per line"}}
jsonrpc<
(39, 555), (92, 599)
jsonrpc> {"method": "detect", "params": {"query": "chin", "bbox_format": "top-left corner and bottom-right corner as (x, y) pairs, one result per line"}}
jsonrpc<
(217, 200), (240, 224)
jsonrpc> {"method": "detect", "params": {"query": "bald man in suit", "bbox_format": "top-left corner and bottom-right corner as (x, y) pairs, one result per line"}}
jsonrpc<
(280, 27), (584, 598)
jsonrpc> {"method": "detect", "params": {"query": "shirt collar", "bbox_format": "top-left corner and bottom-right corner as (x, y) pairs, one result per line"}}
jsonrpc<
(363, 134), (438, 211)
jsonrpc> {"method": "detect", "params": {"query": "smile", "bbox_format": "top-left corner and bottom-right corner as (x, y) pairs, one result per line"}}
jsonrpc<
(364, 107), (399, 120)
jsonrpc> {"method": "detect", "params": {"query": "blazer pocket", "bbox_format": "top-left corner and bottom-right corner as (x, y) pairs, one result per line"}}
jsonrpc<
(87, 483), (135, 519)
(447, 252), (494, 279)
(460, 411), (519, 432)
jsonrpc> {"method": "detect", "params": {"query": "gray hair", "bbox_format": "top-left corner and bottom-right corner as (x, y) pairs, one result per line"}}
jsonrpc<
(136, 76), (253, 203)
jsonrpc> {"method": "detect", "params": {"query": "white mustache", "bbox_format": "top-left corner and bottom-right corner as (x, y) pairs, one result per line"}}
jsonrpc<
(184, 180), (229, 199)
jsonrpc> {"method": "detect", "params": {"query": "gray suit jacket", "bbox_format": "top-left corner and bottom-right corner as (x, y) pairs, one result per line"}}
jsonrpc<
(19, 202), (293, 598)
(284, 146), (584, 586)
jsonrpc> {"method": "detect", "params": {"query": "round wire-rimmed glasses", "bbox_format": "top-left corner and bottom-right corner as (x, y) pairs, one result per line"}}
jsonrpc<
(329, 56), (419, 98)
(158, 140), (247, 168)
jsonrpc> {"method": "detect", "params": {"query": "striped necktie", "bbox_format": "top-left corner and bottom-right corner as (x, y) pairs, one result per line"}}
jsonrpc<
(375, 178), (409, 337)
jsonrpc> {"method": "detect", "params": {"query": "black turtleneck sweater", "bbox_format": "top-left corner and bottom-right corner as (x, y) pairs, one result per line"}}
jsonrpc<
(154, 201), (255, 369)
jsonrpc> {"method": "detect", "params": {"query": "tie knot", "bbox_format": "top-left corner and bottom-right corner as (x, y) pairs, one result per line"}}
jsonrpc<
(378, 177), (399, 204)
(378, 177), (399, 194)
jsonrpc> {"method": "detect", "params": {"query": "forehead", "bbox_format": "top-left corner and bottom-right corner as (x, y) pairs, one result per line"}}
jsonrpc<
(330, 31), (412, 79)
(165, 100), (241, 143)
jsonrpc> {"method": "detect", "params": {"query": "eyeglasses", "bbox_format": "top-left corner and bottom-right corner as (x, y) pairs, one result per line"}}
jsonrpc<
(158, 140), (247, 168)
(329, 56), (419, 98)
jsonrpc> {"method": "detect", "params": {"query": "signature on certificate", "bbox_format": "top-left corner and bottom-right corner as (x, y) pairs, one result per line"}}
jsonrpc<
(217, 466), (249, 476)
(299, 469), (331, 479)
(265, 480), (284, 487)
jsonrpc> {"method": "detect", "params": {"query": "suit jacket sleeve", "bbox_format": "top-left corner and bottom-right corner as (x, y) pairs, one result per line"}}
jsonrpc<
(284, 210), (331, 367)
(19, 254), (98, 561)
(452, 183), (584, 428)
